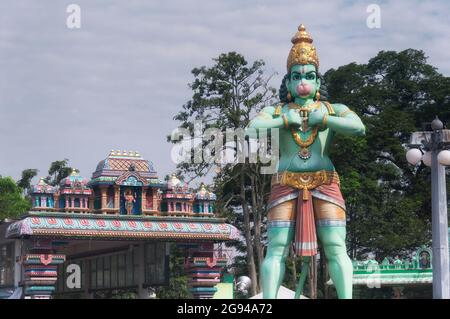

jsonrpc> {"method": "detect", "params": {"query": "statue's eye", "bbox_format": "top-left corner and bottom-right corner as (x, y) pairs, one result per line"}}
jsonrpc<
(292, 74), (300, 80)
(306, 74), (316, 80)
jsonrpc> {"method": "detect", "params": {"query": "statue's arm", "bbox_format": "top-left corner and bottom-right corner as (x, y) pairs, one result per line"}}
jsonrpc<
(247, 106), (285, 130)
(326, 104), (365, 136)
(245, 106), (286, 139)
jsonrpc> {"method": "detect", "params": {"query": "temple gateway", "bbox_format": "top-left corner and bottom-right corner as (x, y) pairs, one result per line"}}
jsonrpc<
(0, 150), (239, 299)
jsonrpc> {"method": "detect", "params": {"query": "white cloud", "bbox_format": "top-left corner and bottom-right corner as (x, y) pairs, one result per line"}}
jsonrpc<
(0, 0), (449, 181)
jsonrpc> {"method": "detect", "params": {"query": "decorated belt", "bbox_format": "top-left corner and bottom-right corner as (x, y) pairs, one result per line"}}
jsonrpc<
(271, 170), (340, 200)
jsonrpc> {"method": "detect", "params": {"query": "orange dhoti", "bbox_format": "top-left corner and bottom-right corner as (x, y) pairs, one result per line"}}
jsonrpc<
(267, 171), (346, 256)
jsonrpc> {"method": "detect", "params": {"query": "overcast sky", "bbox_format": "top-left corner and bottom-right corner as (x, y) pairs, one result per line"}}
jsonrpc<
(0, 0), (449, 184)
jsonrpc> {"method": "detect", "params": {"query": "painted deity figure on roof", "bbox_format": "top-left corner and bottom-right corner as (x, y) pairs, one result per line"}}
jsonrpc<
(124, 189), (136, 215)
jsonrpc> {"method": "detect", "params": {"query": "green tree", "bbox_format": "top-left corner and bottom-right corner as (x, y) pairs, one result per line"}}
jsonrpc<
(324, 49), (450, 259)
(45, 159), (73, 186)
(169, 52), (277, 295)
(17, 168), (38, 196)
(155, 244), (191, 299)
(0, 176), (32, 219)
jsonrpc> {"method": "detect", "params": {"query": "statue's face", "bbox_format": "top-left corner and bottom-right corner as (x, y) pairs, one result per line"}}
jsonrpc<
(286, 64), (320, 100)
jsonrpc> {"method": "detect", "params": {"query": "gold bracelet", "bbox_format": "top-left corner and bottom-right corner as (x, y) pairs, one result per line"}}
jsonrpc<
(322, 113), (328, 128)
(282, 114), (289, 128)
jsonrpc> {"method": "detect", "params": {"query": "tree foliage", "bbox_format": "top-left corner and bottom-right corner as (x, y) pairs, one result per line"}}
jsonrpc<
(17, 168), (38, 195)
(170, 52), (277, 295)
(155, 244), (191, 299)
(0, 176), (31, 219)
(45, 159), (73, 186)
(325, 49), (450, 259)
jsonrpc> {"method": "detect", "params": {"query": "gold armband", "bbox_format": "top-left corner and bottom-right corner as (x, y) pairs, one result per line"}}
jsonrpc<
(323, 101), (335, 116)
(282, 114), (289, 129)
(338, 109), (355, 117)
(273, 104), (283, 117)
(322, 113), (328, 128)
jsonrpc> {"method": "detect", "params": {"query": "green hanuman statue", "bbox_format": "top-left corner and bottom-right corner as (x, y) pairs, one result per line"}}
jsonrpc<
(248, 24), (365, 299)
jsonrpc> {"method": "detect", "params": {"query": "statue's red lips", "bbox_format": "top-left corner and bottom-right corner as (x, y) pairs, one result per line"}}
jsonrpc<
(297, 83), (311, 97)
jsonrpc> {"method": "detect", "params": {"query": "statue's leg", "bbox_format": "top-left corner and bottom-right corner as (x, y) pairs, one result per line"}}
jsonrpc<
(313, 198), (353, 299)
(317, 226), (353, 299)
(262, 199), (295, 299)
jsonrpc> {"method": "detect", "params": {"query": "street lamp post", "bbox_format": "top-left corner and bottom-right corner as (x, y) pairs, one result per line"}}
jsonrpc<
(406, 116), (450, 299)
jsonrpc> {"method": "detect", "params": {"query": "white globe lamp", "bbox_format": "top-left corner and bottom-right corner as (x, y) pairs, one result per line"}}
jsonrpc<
(406, 148), (422, 165)
(422, 151), (432, 167)
(437, 150), (450, 166)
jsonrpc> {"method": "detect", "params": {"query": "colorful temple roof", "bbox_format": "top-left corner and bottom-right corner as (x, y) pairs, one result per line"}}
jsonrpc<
(167, 174), (188, 192)
(31, 178), (56, 194)
(59, 170), (91, 195)
(162, 174), (194, 200)
(7, 150), (238, 242)
(60, 170), (89, 186)
(196, 184), (216, 201)
(90, 150), (160, 186)
(6, 212), (240, 242)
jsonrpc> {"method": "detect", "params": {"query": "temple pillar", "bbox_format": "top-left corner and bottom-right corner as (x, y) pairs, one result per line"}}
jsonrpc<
(65, 197), (69, 209)
(13, 240), (21, 289)
(84, 198), (89, 209)
(137, 243), (148, 299)
(141, 186), (148, 213)
(114, 186), (120, 213)
(153, 190), (158, 213)
(100, 187), (107, 211)
(184, 244), (228, 299)
(54, 194), (60, 209)
(89, 197), (94, 212)
(21, 241), (66, 299)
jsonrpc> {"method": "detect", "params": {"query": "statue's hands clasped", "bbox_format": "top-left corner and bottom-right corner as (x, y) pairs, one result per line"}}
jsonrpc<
(308, 108), (327, 127)
(284, 109), (303, 128)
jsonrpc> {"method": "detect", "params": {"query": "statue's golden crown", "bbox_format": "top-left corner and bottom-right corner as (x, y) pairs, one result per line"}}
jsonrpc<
(287, 24), (319, 72)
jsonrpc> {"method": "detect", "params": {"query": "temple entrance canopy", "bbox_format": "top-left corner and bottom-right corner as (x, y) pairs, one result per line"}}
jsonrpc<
(2, 150), (239, 299)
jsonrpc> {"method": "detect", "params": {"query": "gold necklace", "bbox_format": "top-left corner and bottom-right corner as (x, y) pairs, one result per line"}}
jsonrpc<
(288, 101), (321, 160)
(288, 101), (321, 111)
(291, 127), (318, 160)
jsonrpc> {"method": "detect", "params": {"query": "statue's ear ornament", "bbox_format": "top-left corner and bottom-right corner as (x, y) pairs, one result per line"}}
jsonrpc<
(287, 92), (292, 102)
